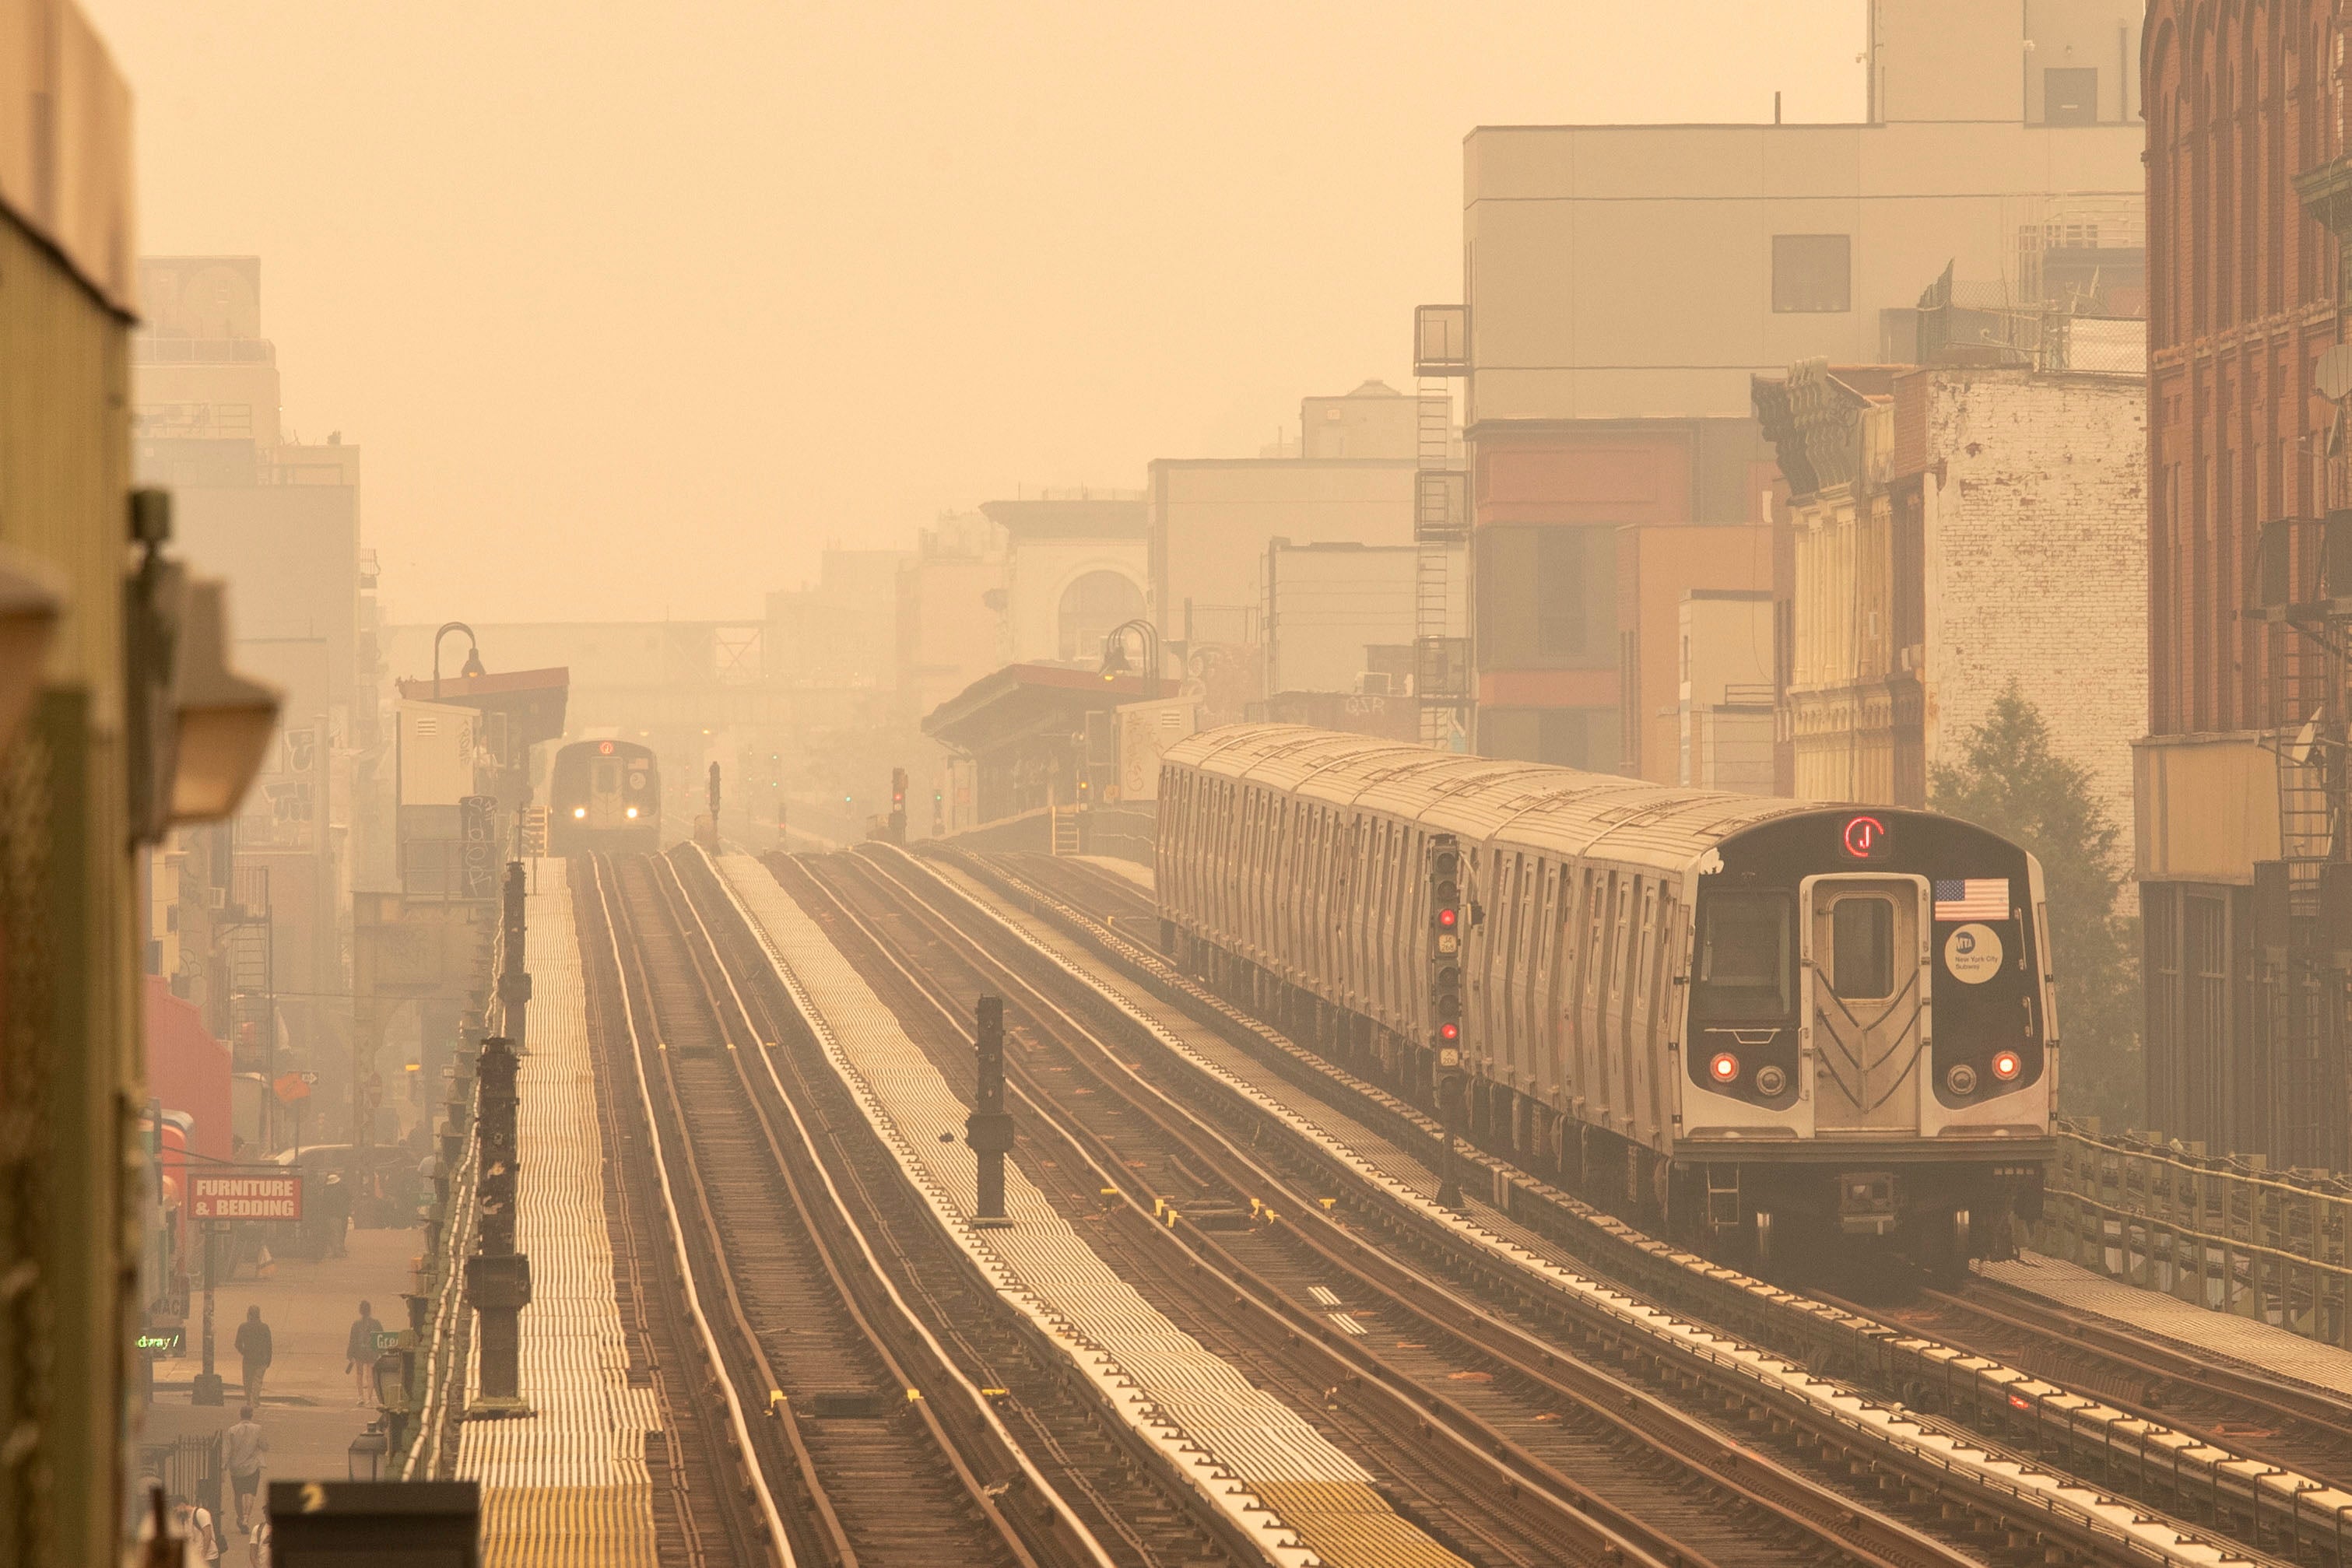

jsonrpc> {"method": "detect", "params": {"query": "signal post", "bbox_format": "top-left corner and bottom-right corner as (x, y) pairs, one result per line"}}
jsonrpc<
(1428, 835), (1466, 1208)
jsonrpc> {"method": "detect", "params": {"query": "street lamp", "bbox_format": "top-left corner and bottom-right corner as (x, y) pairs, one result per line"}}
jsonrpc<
(432, 622), (484, 697)
(0, 547), (61, 754)
(1098, 618), (1160, 684)
(346, 1419), (388, 1481)
(167, 579), (282, 823)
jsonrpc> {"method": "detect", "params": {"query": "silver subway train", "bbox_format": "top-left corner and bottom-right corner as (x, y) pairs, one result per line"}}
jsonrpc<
(1155, 724), (2054, 1275)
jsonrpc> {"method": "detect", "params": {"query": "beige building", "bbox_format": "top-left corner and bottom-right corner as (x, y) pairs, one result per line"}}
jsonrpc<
(1459, 0), (2146, 766)
(981, 494), (1148, 666)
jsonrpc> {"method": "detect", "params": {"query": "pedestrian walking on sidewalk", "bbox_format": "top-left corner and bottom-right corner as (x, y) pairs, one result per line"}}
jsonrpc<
(232, 1307), (272, 1408)
(223, 1406), (266, 1533)
(171, 1496), (223, 1566)
(346, 1300), (383, 1405)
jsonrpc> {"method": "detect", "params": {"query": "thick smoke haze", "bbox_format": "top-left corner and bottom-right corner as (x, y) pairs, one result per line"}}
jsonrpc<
(85, 1), (1862, 625)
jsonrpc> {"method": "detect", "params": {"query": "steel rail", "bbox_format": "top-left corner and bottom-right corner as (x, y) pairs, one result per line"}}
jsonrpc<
(650, 850), (1118, 1568)
(586, 855), (795, 1562)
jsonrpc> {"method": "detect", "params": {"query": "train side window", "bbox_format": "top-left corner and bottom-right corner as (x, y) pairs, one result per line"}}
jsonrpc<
(1831, 897), (1896, 999)
(1690, 892), (1795, 1021)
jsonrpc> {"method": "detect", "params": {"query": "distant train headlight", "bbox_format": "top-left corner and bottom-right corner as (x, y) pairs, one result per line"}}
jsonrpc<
(572, 807), (587, 819)
(1753, 1064), (1787, 1096)
(1946, 1063), (1978, 1096)
(1991, 1049), (2022, 1082)
(626, 806), (639, 819)
(1708, 1051), (1739, 1086)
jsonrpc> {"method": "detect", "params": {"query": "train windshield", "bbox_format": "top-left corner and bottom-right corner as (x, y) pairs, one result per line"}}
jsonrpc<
(1691, 891), (1793, 1021)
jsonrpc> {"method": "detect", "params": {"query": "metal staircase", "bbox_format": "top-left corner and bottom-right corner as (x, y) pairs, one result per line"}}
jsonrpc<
(1413, 306), (1470, 749)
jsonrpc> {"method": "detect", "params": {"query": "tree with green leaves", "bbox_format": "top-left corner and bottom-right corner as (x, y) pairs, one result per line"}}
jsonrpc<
(1929, 682), (2143, 1128)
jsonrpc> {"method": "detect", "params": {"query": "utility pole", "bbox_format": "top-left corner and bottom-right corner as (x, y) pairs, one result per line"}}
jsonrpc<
(191, 1221), (223, 1405)
(964, 997), (1013, 1223)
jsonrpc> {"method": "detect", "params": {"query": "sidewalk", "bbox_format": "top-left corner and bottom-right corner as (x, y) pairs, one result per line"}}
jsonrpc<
(143, 1226), (420, 1558)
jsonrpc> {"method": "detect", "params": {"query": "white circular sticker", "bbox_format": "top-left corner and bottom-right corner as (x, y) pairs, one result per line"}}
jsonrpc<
(1943, 922), (2004, 984)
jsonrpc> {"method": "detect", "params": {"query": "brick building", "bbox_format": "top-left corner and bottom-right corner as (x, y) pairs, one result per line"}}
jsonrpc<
(1753, 358), (2146, 824)
(2138, 2), (2352, 1167)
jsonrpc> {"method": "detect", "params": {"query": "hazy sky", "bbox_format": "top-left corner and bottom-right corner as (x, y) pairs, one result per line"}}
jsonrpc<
(84, 2), (1864, 624)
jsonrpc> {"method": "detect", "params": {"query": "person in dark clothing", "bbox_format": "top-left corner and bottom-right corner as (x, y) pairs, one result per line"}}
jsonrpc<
(231, 1307), (271, 1407)
(346, 1300), (383, 1405)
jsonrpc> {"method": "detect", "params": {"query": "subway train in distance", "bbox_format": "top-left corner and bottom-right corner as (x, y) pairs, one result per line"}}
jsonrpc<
(548, 738), (661, 854)
(1155, 724), (2055, 1279)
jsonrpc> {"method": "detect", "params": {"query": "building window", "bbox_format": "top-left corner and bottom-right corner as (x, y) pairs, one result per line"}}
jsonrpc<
(1056, 570), (1144, 661)
(2043, 67), (2099, 126)
(1536, 529), (1587, 654)
(1771, 234), (1851, 314)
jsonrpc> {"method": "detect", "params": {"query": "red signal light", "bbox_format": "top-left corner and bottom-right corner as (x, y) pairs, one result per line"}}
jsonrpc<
(1438, 907), (1458, 928)
(1438, 1022), (1459, 1042)
(1708, 1052), (1740, 1085)
(1991, 1049), (2022, 1082)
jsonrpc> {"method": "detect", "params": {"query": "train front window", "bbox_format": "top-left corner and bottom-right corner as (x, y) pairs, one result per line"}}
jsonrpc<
(595, 761), (616, 792)
(1691, 892), (1792, 1021)
(1830, 897), (1895, 999)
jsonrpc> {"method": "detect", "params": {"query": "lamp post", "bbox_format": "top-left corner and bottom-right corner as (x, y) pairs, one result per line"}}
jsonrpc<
(431, 622), (485, 698)
(1097, 618), (1160, 685)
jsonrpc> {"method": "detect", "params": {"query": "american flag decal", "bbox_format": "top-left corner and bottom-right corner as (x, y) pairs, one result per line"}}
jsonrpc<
(1933, 879), (2010, 921)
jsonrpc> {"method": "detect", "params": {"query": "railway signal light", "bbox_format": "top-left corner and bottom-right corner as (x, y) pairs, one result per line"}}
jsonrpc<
(888, 766), (909, 845)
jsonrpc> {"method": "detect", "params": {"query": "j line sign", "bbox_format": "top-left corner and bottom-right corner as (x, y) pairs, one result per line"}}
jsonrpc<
(188, 1170), (302, 1222)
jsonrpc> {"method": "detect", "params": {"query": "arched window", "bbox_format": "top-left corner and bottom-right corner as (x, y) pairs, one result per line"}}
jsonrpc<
(1056, 570), (1144, 661)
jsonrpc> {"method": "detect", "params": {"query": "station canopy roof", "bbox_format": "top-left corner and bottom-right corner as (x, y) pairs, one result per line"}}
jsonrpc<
(922, 661), (1177, 756)
(394, 665), (570, 752)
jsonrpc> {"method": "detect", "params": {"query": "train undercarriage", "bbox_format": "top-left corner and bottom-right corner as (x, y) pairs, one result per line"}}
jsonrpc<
(1167, 924), (2046, 1285)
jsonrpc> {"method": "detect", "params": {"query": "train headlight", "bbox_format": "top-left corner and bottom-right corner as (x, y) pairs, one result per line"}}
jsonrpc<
(1708, 1051), (1739, 1086)
(572, 806), (587, 819)
(626, 806), (639, 819)
(1753, 1064), (1787, 1096)
(1991, 1049), (2022, 1082)
(1946, 1063), (1978, 1096)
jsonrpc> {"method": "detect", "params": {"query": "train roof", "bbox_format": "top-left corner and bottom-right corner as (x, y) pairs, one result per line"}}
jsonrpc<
(1163, 724), (1828, 875)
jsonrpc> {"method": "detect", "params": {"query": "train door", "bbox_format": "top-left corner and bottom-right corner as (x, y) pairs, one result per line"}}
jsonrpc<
(1512, 858), (1541, 1084)
(1539, 863), (1573, 1102)
(1586, 872), (1621, 1121)
(1490, 853), (1519, 1072)
(1803, 876), (1930, 1132)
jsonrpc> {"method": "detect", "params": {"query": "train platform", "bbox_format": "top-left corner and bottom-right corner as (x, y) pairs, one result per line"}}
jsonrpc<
(1985, 1251), (2352, 1398)
(455, 858), (661, 1567)
(714, 851), (1467, 1568)
(1070, 852), (1153, 892)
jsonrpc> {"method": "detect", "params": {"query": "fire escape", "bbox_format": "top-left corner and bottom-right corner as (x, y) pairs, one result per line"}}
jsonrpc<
(2250, 513), (2352, 1172)
(1413, 305), (1471, 749)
